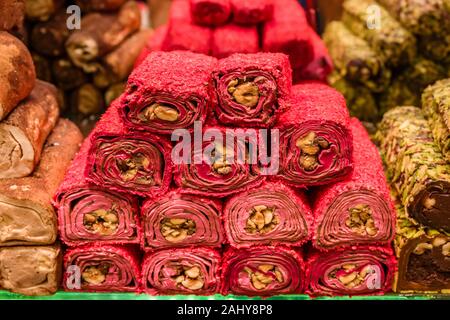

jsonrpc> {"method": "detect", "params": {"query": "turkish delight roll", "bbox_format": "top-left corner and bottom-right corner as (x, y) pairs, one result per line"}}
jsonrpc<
(63, 245), (140, 292)
(0, 31), (36, 121)
(306, 246), (396, 296)
(394, 202), (450, 293)
(142, 190), (223, 250)
(134, 25), (168, 68)
(86, 101), (173, 198)
(0, 80), (59, 179)
(120, 51), (217, 134)
(211, 25), (259, 59)
(0, 120), (82, 246)
(173, 126), (264, 198)
(54, 139), (140, 247)
(162, 0), (212, 55)
(376, 106), (450, 233)
(323, 21), (391, 93)
(276, 82), (353, 187)
(422, 79), (450, 162)
(342, 0), (417, 67)
(213, 53), (292, 127)
(0, 244), (61, 296)
(312, 118), (395, 249)
(230, 0), (273, 25)
(420, 34), (450, 65)
(221, 247), (305, 296)
(262, 0), (313, 69)
(223, 181), (312, 248)
(142, 247), (221, 295)
(190, 0), (231, 26)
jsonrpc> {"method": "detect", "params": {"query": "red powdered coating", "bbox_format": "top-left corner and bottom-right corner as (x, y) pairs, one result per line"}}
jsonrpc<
(173, 125), (265, 198)
(305, 246), (396, 297)
(63, 245), (141, 292)
(54, 137), (141, 247)
(121, 51), (217, 134)
(276, 82), (353, 187)
(190, 0), (231, 26)
(213, 52), (292, 127)
(312, 118), (395, 250)
(142, 247), (221, 295)
(293, 28), (333, 83)
(223, 181), (312, 248)
(85, 101), (173, 198)
(211, 24), (259, 59)
(262, 0), (313, 69)
(221, 246), (305, 296)
(141, 189), (224, 250)
(162, 0), (212, 55)
(230, 0), (274, 25)
(134, 25), (168, 69)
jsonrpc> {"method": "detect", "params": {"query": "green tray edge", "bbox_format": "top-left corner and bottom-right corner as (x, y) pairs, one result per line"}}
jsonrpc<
(0, 290), (440, 300)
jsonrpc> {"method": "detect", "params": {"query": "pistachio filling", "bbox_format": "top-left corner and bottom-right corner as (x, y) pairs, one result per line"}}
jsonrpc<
(245, 205), (279, 234)
(83, 209), (119, 235)
(160, 218), (196, 242)
(82, 263), (110, 285)
(227, 79), (260, 108)
(296, 132), (330, 171)
(139, 103), (179, 122)
(116, 153), (152, 184)
(345, 204), (378, 236)
(244, 264), (284, 290)
(162, 265), (204, 290)
(211, 143), (232, 175)
(332, 264), (373, 289)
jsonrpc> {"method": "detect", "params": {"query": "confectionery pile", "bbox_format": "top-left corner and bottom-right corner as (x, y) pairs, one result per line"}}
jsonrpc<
(0, 0), (449, 299)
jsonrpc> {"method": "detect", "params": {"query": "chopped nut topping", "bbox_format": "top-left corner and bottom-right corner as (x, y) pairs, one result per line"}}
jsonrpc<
(227, 78), (260, 108)
(296, 132), (330, 171)
(140, 103), (179, 122)
(160, 265), (204, 291)
(160, 218), (196, 242)
(82, 264), (110, 285)
(245, 264), (284, 290)
(413, 242), (433, 255)
(245, 205), (279, 234)
(442, 242), (450, 256)
(345, 204), (378, 236)
(83, 209), (119, 235)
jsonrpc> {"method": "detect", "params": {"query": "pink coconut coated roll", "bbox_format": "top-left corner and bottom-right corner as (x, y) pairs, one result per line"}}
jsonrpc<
(211, 24), (259, 59)
(312, 118), (396, 250)
(63, 245), (141, 292)
(142, 247), (221, 295)
(305, 246), (396, 296)
(223, 181), (312, 248)
(141, 189), (223, 250)
(230, 0), (273, 25)
(190, 0), (231, 26)
(221, 246), (305, 296)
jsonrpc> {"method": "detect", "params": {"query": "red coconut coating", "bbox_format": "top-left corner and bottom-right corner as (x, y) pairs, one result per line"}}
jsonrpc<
(54, 138), (141, 247)
(305, 246), (396, 297)
(141, 189), (224, 250)
(162, 0), (212, 55)
(133, 25), (168, 69)
(293, 28), (333, 83)
(276, 82), (353, 187)
(142, 247), (221, 295)
(63, 245), (141, 292)
(230, 0), (274, 25)
(85, 101), (173, 198)
(312, 118), (396, 250)
(221, 246), (305, 296)
(121, 51), (217, 134)
(223, 181), (312, 248)
(213, 52), (292, 127)
(173, 125), (265, 198)
(211, 24), (259, 59)
(190, 0), (231, 26)
(262, 0), (313, 69)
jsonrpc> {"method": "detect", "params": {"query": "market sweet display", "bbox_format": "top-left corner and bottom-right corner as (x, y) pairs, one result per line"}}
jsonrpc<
(0, 30), (82, 296)
(325, 0), (450, 127)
